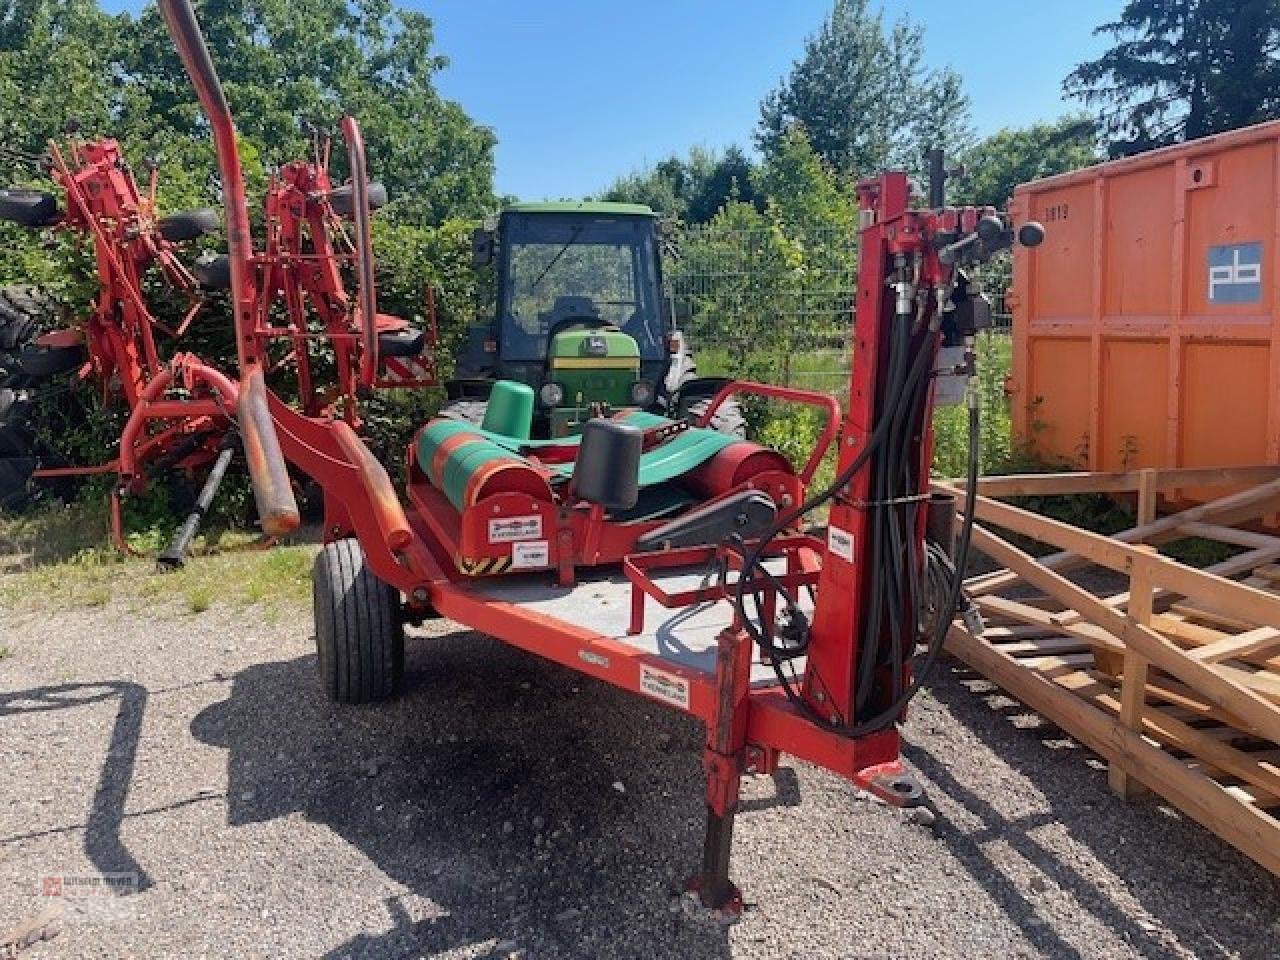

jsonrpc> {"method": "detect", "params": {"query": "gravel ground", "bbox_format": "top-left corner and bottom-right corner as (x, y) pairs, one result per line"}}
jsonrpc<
(2, 585), (1279, 959)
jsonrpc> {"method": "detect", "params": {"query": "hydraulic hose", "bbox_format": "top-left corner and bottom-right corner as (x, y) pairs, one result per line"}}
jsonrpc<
(733, 297), (982, 740)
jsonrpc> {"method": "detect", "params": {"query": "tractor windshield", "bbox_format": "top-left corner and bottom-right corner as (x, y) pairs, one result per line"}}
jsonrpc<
(498, 214), (663, 362)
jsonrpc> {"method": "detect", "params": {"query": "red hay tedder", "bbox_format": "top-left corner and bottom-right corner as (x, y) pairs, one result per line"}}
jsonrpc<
(0, 63), (435, 560)
(10, 0), (1046, 909)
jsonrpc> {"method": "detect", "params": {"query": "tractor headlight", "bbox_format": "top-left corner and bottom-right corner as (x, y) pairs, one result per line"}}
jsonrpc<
(629, 379), (655, 407)
(539, 382), (565, 407)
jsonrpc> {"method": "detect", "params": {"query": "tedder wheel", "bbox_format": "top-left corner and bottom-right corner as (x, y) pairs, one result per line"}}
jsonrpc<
(313, 538), (404, 704)
(328, 181), (389, 217)
(156, 207), (221, 243)
(437, 398), (487, 426)
(0, 188), (58, 228)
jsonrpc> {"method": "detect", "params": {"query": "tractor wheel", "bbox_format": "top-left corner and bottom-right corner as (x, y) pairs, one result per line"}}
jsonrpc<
(683, 393), (747, 438)
(156, 207), (220, 243)
(313, 538), (404, 704)
(0, 188), (58, 228)
(669, 342), (747, 438)
(437, 398), (487, 426)
(0, 286), (82, 389)
(328, 181), (388, 217)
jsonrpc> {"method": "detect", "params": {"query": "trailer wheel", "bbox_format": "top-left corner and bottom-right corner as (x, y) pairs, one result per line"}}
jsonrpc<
(313, 538), (404, 704)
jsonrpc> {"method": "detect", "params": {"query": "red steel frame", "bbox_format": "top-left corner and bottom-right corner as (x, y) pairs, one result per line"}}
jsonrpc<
(153, 0), (1003, 911)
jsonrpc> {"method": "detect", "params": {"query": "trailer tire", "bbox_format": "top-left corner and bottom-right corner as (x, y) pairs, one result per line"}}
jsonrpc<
(313, 538), (404, 704)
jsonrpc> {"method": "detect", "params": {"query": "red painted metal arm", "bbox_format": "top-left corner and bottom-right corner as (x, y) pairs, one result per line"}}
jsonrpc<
(159, 0), (300, 536)
(341, 115), (379, 388)
(157, 0), (259, 373)
(237, 368), (301, 536)
(696, 381), (841, 485)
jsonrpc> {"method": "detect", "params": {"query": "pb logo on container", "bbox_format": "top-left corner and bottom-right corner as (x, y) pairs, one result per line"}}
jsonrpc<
(1208, 243), (1262, 304)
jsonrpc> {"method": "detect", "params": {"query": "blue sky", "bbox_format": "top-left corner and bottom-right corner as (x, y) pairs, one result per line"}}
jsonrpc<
(422, 1), (1120, 199)
(100, 0), (1120, 199)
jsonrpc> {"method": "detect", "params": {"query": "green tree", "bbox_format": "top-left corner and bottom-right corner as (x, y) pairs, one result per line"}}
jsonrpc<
(757, 0), (973, 178)
(602, 145), (760, 223)
(956, 115), (1100, 208)
(0, 0), (498, 504)
(1065, 0), (1280, 155)
(117, 0), (495, 223)
(755, 126), (857, 240)
(0, 0), (126, 159)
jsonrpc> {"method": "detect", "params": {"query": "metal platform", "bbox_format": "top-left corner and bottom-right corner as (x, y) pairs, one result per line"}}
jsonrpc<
(474, 561), (806, 686)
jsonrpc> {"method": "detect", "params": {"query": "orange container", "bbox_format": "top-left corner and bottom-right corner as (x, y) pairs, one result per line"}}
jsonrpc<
(1008, 119), (1280, 487)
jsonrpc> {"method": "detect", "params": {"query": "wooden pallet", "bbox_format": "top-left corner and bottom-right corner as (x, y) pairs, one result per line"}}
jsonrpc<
(938, 465), (1280, 876)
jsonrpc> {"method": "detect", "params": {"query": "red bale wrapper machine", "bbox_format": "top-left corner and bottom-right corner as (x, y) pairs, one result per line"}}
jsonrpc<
(156, 0), (1044, 909)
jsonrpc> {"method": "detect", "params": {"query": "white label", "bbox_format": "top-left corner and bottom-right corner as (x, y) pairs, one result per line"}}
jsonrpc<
(639, 664), (690, 710)
(488, 514), (542, 544)
(579, 649), (610, 669)
(828, 525), (855, 563)
(511, 539), (549, 569)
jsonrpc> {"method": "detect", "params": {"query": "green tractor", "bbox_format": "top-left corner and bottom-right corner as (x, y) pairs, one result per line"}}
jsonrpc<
(444, 201), (743, 438)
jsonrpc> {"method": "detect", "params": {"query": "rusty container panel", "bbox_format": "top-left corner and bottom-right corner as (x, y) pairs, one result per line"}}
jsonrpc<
(1009, 119), (1280, 487)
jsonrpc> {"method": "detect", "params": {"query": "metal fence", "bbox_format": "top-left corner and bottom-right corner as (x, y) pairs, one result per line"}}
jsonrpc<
(664, 222), (1011, 391)
(664, 223), (854, 390)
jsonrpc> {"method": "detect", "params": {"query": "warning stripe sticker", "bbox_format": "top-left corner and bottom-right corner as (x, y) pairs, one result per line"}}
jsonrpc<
(455, 555), (512, 576)
(380, 356), (434, 384)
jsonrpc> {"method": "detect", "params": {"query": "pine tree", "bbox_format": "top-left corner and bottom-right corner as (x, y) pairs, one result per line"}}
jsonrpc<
(1065, 0), (1280, 155)
(756, 0), (972, 178)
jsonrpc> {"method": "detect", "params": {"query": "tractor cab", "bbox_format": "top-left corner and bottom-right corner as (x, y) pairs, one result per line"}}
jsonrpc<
(451, 202), (735, 438)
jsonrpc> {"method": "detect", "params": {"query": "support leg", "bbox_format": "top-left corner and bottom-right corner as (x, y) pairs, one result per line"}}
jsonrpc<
(694, 806), (740, 912)
(688, 628), (752, 913)
(157, 443), (235, 570)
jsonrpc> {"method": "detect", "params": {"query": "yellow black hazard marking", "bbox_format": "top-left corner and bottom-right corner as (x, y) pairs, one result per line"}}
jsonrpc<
(455, 555), (513, 576)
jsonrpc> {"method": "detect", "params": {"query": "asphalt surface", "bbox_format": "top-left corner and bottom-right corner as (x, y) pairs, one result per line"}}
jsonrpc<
(2, 590), (1278, 959)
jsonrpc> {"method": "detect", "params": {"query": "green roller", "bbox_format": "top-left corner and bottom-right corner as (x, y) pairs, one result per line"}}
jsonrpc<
(481, 380), (534, 440)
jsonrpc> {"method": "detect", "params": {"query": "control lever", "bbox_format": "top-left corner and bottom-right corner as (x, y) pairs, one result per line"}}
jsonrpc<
(938, 216), (1046, 265)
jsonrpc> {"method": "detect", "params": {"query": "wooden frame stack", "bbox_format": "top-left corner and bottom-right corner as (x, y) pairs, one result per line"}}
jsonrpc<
(937, 465), (1280, 876)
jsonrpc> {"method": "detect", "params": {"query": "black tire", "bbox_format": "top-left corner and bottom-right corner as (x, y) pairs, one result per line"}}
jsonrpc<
(313, 538), (404, 704)
(438, 398), (487, 426)
(0, 287), (40, 350)
(0, 398), (36, 511)
(0, 188), (58, 228)
(328, 181), (388, 216)
(668, 342), (746, 438)
(156, 207), (220, 243)
(0, 286), (81, 389)
(193, 252), (232, 290)
(684, 394), (746, 438)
